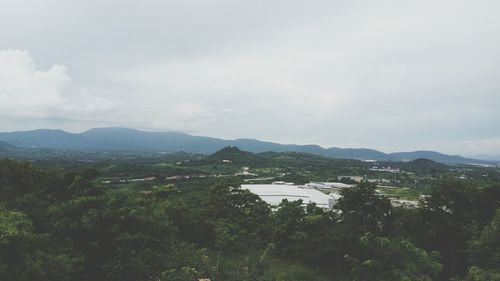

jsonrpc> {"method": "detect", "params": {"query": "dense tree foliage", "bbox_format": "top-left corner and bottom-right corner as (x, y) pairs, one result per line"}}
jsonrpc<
(0, 159), (499, 280)
(347, 234), (442, 281)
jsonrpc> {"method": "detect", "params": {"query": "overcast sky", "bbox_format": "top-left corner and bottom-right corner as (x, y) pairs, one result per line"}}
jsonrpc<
(1, 0), (499, 155)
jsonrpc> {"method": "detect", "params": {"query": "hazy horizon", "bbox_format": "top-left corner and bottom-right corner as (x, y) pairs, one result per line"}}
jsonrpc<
(1, 0), (500, 155)
(1, 126), (498, 158)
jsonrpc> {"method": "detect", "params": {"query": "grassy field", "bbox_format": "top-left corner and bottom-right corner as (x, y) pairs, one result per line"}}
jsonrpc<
(376, 186), (421, 200)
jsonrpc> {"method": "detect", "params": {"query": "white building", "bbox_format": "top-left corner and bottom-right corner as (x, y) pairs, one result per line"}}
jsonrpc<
(241, 184), (338, 209)
(305, 181), (354, 189)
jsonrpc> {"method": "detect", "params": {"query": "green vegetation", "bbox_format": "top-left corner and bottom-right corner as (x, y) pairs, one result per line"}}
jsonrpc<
(377, 186), (421, 200)
(0, 147), (499, 281)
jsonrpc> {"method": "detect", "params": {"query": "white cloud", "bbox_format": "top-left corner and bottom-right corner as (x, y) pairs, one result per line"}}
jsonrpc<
(0, 49), (116, 123)
(0, 49), (68, 118)
(1, 1), (500, 154)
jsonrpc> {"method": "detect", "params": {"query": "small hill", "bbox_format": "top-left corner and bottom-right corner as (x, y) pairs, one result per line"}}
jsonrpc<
(408, 158), (446, 169)
(210, 146), (250, 159)
(389, 150), (478, 164)
(326, 147), (388, 160)
(410, 158), (444, 166)
(195, 146), (268, 166)
(397, 158), (447, 176)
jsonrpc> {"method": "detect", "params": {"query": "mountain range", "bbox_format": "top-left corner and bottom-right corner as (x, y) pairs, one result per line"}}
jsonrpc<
(0, 140), (15, 150)
(468, 154), (500, 162)
(0, 127), (493, 165)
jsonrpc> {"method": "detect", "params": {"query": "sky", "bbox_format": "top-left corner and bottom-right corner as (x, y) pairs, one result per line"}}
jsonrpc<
(0, 0), (499, 155)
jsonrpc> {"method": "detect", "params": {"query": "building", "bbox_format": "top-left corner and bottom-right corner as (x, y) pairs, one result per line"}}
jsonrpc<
(305, 181), (354, 189)
(338, 175), (365, 183)
(241, 184), (338, 209)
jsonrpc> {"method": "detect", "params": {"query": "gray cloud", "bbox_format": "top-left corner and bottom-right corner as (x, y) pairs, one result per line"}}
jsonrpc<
(0, 0), (499, 155)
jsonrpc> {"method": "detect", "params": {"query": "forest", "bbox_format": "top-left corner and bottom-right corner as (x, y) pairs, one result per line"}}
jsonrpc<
(1, 154), (500, 281)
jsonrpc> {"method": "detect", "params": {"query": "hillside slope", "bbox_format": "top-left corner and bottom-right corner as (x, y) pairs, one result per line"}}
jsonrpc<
(0, 127), (489, 165)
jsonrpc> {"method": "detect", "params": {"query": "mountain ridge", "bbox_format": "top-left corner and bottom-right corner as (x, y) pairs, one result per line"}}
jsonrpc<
(0, 140), (15, 150)
(0, 127), (492, 165)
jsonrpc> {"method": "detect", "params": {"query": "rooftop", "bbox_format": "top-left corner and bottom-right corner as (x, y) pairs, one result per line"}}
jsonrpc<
(241, 184), (337, 209)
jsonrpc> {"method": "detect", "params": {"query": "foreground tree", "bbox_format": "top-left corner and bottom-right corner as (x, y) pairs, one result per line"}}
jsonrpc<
(336, 183), (396, 235)
(0, 205), (82, 281)
(463, 209), (500, 281)
(207, 185), (271, 251)
(347, 233), (442, 281)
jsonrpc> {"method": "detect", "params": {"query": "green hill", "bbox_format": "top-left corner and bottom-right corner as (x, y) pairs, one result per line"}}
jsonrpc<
(0, 127), (491, 165)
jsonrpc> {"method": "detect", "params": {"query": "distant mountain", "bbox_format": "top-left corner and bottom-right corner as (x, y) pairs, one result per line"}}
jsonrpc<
(0, 129), (110, 150)
(0, 128), (226, 152)
(82, 127), (235, 152)
(0, 140), (15, 151)
(326, 147), (388, 160)
(469, 154), (500, 162)
(388, 151), (481, 164)
(0, 127), (490, 165)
